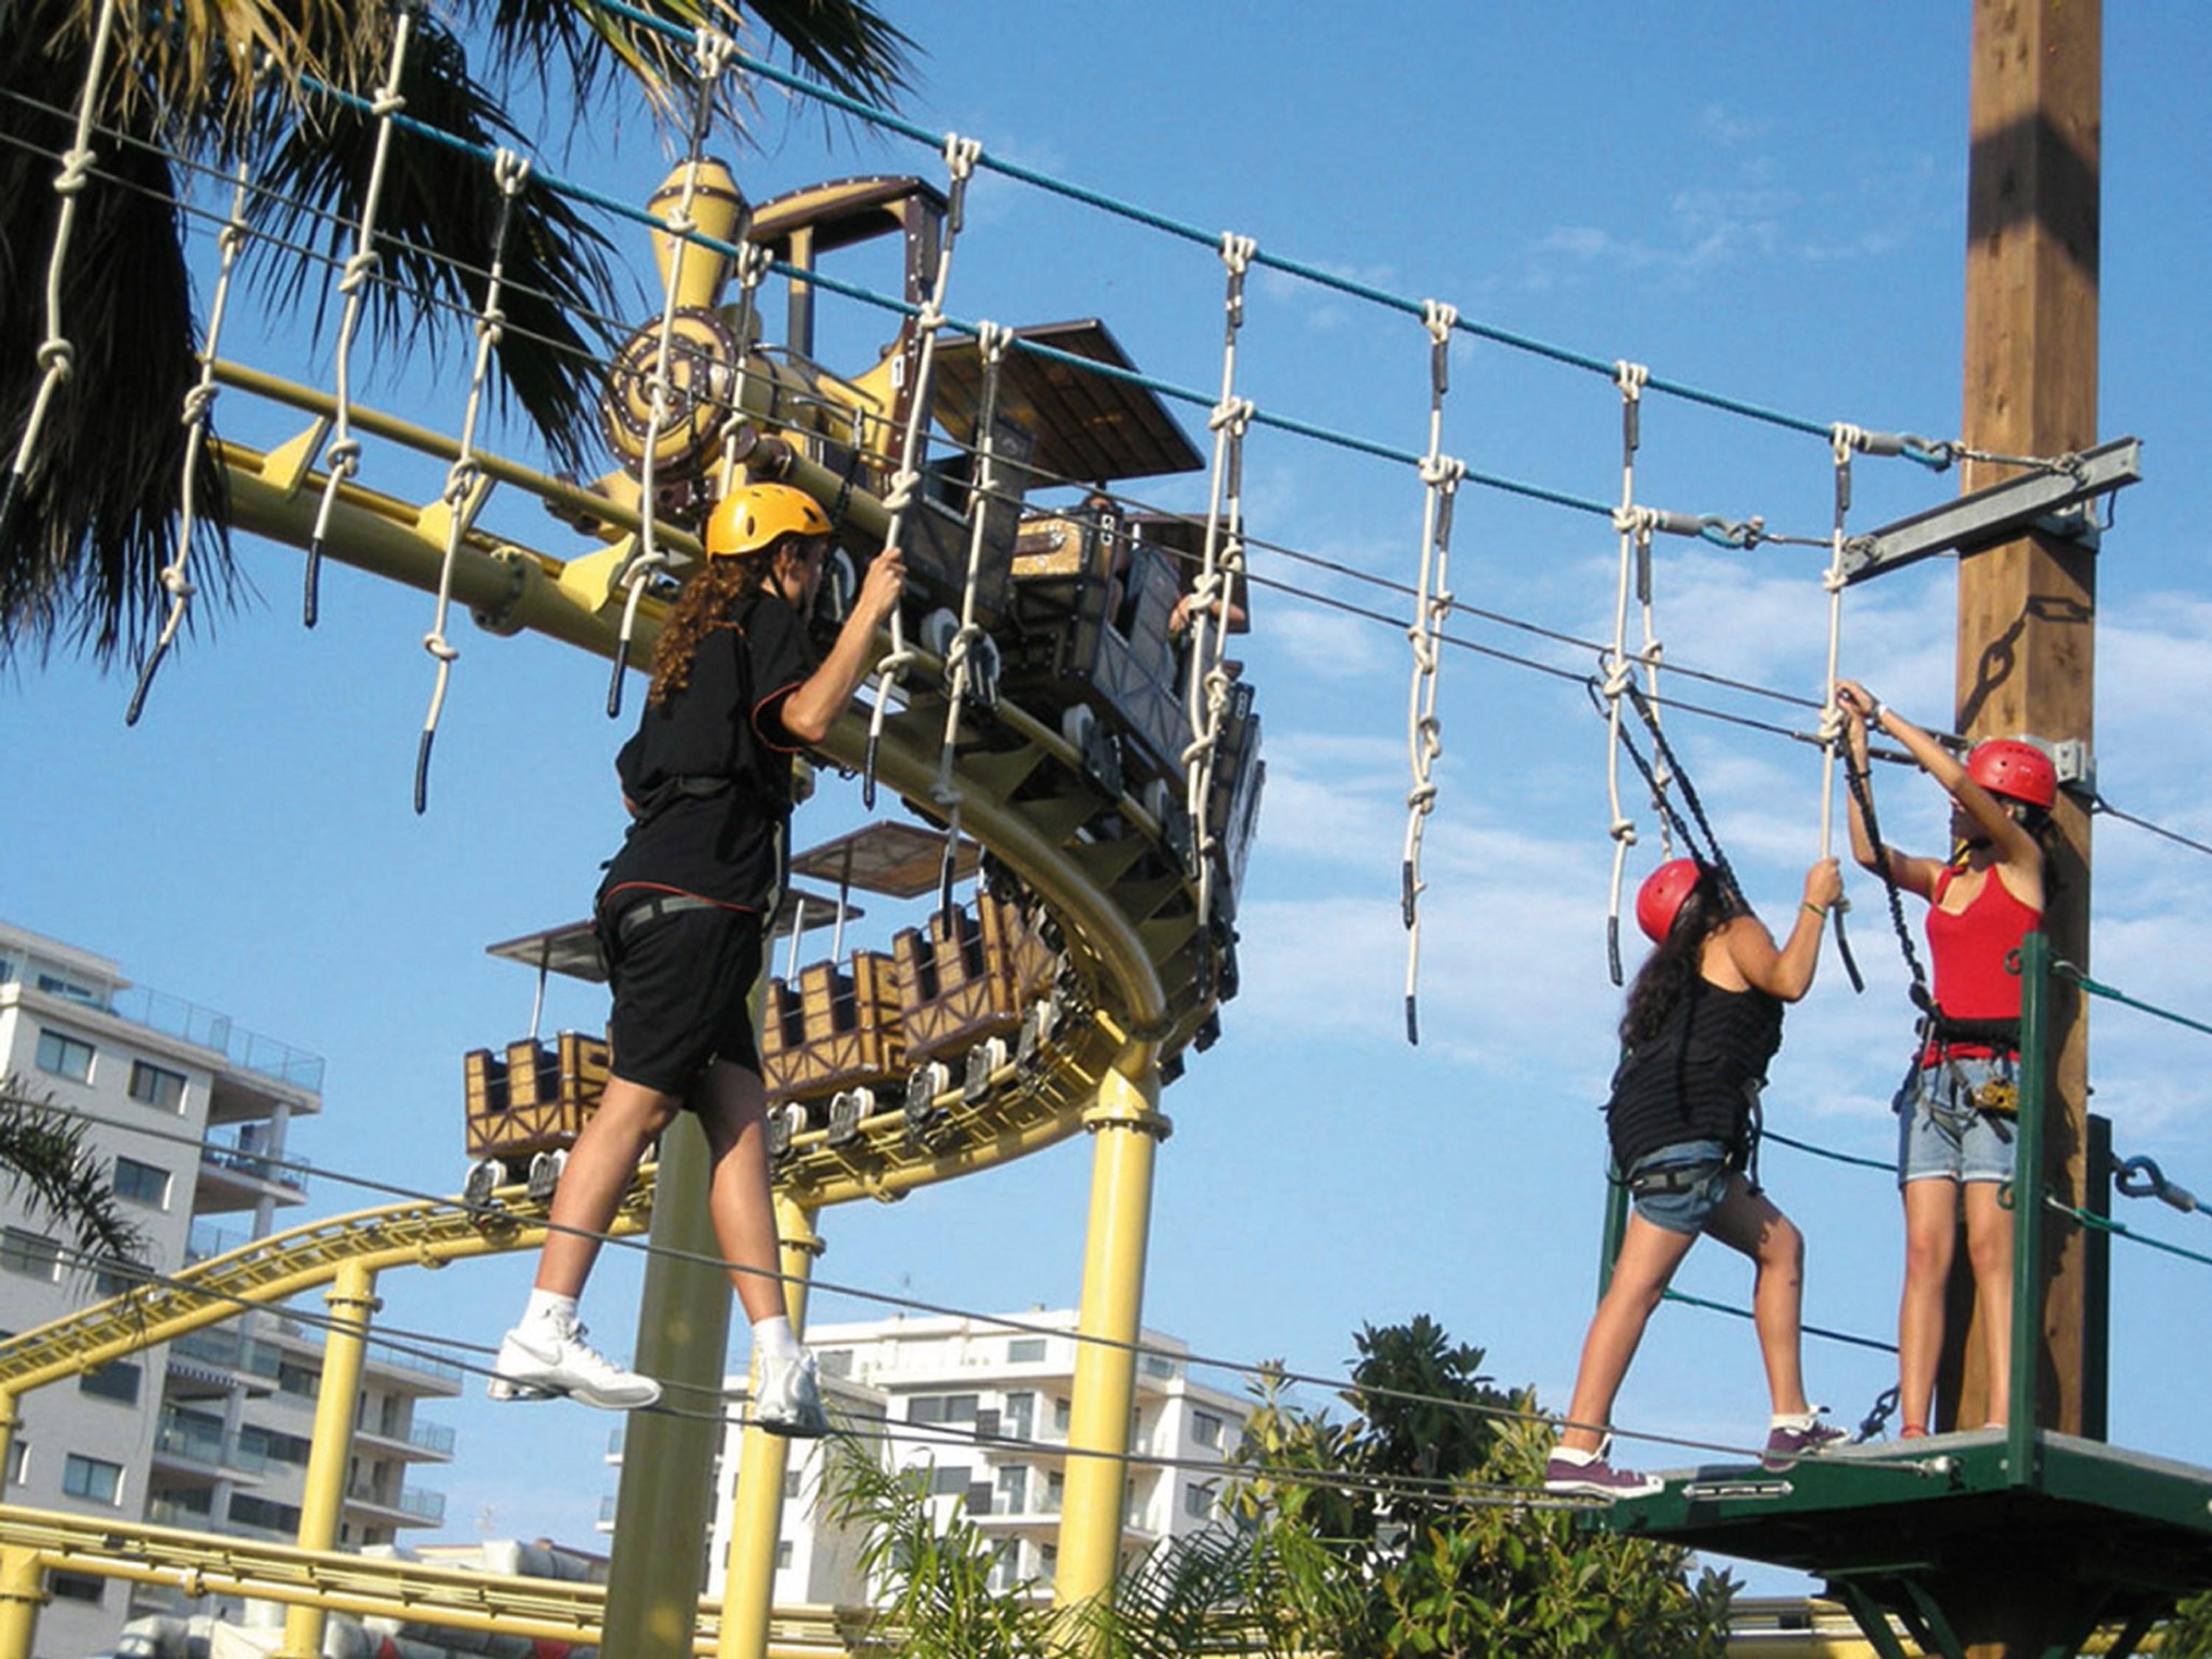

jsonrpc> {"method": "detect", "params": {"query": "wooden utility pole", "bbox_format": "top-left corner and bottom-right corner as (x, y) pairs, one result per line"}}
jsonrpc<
(1951, 2), (2098, 1647)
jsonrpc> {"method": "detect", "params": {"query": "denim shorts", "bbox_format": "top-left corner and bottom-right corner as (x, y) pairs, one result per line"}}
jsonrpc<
(1624, 1139), (1733, 1235)
(1896, 1054), (2017, 1186)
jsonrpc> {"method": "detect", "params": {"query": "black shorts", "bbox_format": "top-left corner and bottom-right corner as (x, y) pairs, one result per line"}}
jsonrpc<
(597, 891), (764, 1097)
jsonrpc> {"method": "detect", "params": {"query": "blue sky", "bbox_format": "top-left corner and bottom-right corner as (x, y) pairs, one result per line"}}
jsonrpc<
(10, 1), (2212, 1599)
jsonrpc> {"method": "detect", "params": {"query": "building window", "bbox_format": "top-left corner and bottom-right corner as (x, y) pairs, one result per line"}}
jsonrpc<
(776, 1540), (793, 1570)
(62, 1454), (123, 1505)
(1141, 1353), (1177, 1379)
(1004, 1391), (1035, 1441)
(79, 1361), (142, 1406)
(909, 1394), (979, 1425)
(8, 1441), (27, 1486)
(128, 1060), (188, 1111)
(35, 1029), (94, 1084)
(35, 973), (102, 1006)
(818, 1349), (854, 1378)
(1007, 1338), (1046, 1363)
(113, 1156), (170, 1208)
(279, 1361), (320, 1398)
(48, 1572), (104, 1606)
(782, 1469), (801, 1499)
(997, 1464), (1027, 1514)
(1053, 1397), (1071, 1433)
(1183, 1482), (1214, 1520)
(1046, 1470), (1064, 1513)
(1192, 1411), (1224, 1450)
(929, 1466), (970, 1497)
(0, 1228), (61, 1281)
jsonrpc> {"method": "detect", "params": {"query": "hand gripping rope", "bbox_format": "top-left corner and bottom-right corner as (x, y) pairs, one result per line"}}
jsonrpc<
(1600, 360), (1672, 986)
(127, 153), (257, 727)
(860, 132), (984, 808)
(1401, 300), (1468, 1046)
(414, 150), (532, 811)
(1180, 232), (1257, 929)
(1818, 425), (1868, 992)
(928, 320), (1012, 928)
(0, 0), (125, 560)
(606, 27), (737, 720)
(302, 0), (419, 630)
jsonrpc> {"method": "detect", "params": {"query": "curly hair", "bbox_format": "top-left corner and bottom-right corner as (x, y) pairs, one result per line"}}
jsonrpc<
(1619, 866), (1743, 1051)
(646, 543), (780, 706)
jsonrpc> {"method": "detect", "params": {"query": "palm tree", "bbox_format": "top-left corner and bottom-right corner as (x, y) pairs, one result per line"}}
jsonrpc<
(0, 0), (913, 666)
(0, 1074), (146, 1270)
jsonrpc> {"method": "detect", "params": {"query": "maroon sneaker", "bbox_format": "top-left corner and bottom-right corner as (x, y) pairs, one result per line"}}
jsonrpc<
(1762, 1413), (1848, 1471)
(1543, 1441), (1665, 1500)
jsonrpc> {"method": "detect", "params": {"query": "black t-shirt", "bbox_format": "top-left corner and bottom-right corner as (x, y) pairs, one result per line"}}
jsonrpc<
(599, 590), (818, 911)
(1605, 980), (1784, 1170)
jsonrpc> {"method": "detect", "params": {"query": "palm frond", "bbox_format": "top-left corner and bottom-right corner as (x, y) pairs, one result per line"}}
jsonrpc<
(0, 1076), (149, 1267)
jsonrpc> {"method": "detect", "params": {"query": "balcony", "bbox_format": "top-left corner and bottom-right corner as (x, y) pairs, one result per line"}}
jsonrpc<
(170, 1326), (282, 1387)
(345, 1482), (448, 1527)
(153, 1412), (267, 1477)
(198, 1129), (310, 1195)
(366, 1340), (463, 1391)
(185, 1220), (250, 1265)
(357, 1416), (456, 1459)
(108, 983), (325, 1093)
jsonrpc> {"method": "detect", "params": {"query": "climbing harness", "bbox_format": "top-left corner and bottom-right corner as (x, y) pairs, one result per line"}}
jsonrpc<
(128, 151), (256, 726)
(860, 132), (984, 807)
(414, 148), (532, 810)
(607, 26), (737, 720)
(928, 320), (1012, 928)
(1181, 233), (1257, 930)
(303, 0), (420, 629)
(1817, 425), (1868, 992)
(0, 0), (125, 560)
(1599, 359), (1670, 986)
(1401, 299), (1467, 1046)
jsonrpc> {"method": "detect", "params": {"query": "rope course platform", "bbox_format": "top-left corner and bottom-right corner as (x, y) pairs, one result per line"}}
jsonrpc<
(1604, 1430), (2212, 1659)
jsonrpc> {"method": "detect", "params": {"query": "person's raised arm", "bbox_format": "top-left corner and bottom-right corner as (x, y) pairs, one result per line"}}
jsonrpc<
(779, 547), (905, 745)
(1834, 681), (1946, 899)
(1723, 858), (1843, 1003)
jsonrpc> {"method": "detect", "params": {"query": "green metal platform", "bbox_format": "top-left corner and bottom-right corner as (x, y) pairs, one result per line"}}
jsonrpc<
(1600, 1429), (2212, 1657)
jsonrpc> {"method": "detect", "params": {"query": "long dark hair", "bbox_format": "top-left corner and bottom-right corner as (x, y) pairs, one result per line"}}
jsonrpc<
(1619, 865), (1741, 1050)
(645, 542), (780, 706)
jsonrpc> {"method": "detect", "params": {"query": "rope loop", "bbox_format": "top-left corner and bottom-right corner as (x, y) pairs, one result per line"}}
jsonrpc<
(159, 566), (195, 599)
(1610, 815), (1637, 845)
(325, 437), (363, 473)
(442, 456), (481, 509)
(881, 467), (919, 515)
(422, 630), (459, 663)
(35, 338), (75, 379)
(338, 248), (380, 294)
(52, 145), (94, 196)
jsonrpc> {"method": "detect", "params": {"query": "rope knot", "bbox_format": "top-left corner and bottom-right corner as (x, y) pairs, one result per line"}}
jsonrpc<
(882, 468), (918, 515)
(915, 299), (946, 335)
(179, 384), (219, 426)
(493, 148), (532, 195)
(975, 319), (1013, 359)
(943, 133), (983, 179)
(325, 437), (363, 473)
(339, 249), (381, 293)
(692, 25), (736, 80)
(422, 630), (459, 663)
(443, 457), (481, 508)
(1610, 816), (1638, 845)
(1614, 360), (1650, 400)
(1422, 299), (1459, 346)
(53, 145), (94, 195)
(370, 91), (406, 119)
(1419, 454), (1466, 491)
(1209, 395), (1254, 435)
(1219, 232), (1256, 276)
(159, 565), (196, 599)
(35, 338), (74, 378)
(1830, 422), (1868, 464)
(1601, 658), (1635, 698)
(1611, 504), (1659, 538)
(217, 220), (250, 258)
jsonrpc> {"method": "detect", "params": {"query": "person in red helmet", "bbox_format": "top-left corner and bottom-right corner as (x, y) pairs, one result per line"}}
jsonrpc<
(1547, 851), (1845, 1500)
(488, 483), (905, 1426)
(1835, 681), (2053, 1441)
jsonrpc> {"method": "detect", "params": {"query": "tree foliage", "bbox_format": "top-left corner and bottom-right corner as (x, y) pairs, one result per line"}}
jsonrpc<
(0, 1074), (147, 1270)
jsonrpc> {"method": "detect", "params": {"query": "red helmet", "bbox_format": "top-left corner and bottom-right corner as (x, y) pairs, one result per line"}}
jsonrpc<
(1966, 740), (2056, 810)
(1635, 858), (1705, 945)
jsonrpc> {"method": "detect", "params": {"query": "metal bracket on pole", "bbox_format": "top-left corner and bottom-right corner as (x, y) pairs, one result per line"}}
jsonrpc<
(1838, 436), (2141, 586)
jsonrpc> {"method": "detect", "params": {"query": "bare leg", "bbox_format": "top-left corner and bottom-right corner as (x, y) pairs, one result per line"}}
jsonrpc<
(1898, 1178), (1960, 1430)
(1703, 1176), (1809, 1418)
(1963, 1179), (2014, 1427)
(695, 1060), (788, 1326)
(535, 1076), (679, 1298)
(1560, 1214), (1701, 1453)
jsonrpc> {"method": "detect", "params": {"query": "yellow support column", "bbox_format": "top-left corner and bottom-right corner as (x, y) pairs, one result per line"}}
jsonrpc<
(1053, 1061), (1169, 1622)
(717, 1194), (824, 1659)
(0, 1548), (44, 1659)
(279, 1260), (379, 1659)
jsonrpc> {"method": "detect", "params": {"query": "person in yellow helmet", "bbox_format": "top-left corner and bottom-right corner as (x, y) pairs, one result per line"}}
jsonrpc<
(490, 484), (904, 1427)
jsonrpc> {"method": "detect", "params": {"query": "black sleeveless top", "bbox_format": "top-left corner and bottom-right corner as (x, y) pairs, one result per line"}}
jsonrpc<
(1606, 979), (1784, 1170)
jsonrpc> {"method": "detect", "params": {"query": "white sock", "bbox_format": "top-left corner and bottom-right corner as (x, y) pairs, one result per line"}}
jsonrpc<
(1771, 1409), (1820, 1430)
(753, 1314), (801, 1365)
(1551, 1444), (1599, 1467)
(524, 1290), (578, 1328)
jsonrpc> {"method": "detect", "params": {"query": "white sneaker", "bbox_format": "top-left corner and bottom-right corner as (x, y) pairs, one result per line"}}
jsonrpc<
(754, 1350), (827, 1438)
(488, 1314), (661, 1411)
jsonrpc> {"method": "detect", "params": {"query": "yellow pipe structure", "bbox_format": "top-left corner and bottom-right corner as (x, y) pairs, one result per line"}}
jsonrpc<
(1052, 1060), (1169, 1620)
(0, 1548), (43, 1659)
(719, 1195), (825, 1659)
(278, 1259), (380, 1659)
(602, 1112), (739, 1659)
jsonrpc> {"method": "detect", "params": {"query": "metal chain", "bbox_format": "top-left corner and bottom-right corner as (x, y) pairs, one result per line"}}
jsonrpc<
(127, 151), (254, 726)
(930, 320), (1012, 928)
(0, 0), (126, 557)
(607, 25), (736, 720)
(414, 148), (532, 811)
(1180, 232), (1257, 929)
(861, 131), (982, 807)
(302, 0), (419, 628)
(1402, 298), (1467, 1046)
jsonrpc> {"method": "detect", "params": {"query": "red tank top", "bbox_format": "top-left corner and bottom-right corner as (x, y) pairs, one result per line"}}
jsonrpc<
(1922, 863), (2041, 1059)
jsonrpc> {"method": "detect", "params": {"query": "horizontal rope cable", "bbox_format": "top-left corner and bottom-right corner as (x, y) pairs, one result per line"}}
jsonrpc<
(2045, 1197), (2212, 1273)
(2053, 961), (2212, 1040)
(1660, 1289), (1897, 1355)
(1759, 1129), (1893, 1176)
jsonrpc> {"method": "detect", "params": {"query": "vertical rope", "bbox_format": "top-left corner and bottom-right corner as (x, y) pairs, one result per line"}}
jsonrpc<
(929, 320), (1012, 928)
(1401, 300), (1467, 1046)
(607, 26), (737, 720)
(0, 0), (126, 557)
(1180, 232), (1257, 928)
(1821, 423), (1865, 992)
(861, 132), (983, 807)
(127, 153), (255, 726)
(302, 0), (418, 628)
(712, 240), (776, 501)
(1600, 360), (1653, 985)
(414, 148), (532, 812)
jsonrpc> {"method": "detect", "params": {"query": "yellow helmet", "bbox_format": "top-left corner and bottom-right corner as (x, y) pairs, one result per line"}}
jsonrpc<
(703, 482), (832, 560)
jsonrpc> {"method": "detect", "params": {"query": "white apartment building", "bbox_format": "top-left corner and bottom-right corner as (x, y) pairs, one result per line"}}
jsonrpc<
(0, 920), (459, 1659)
(616, 1309), (1251, 1610)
